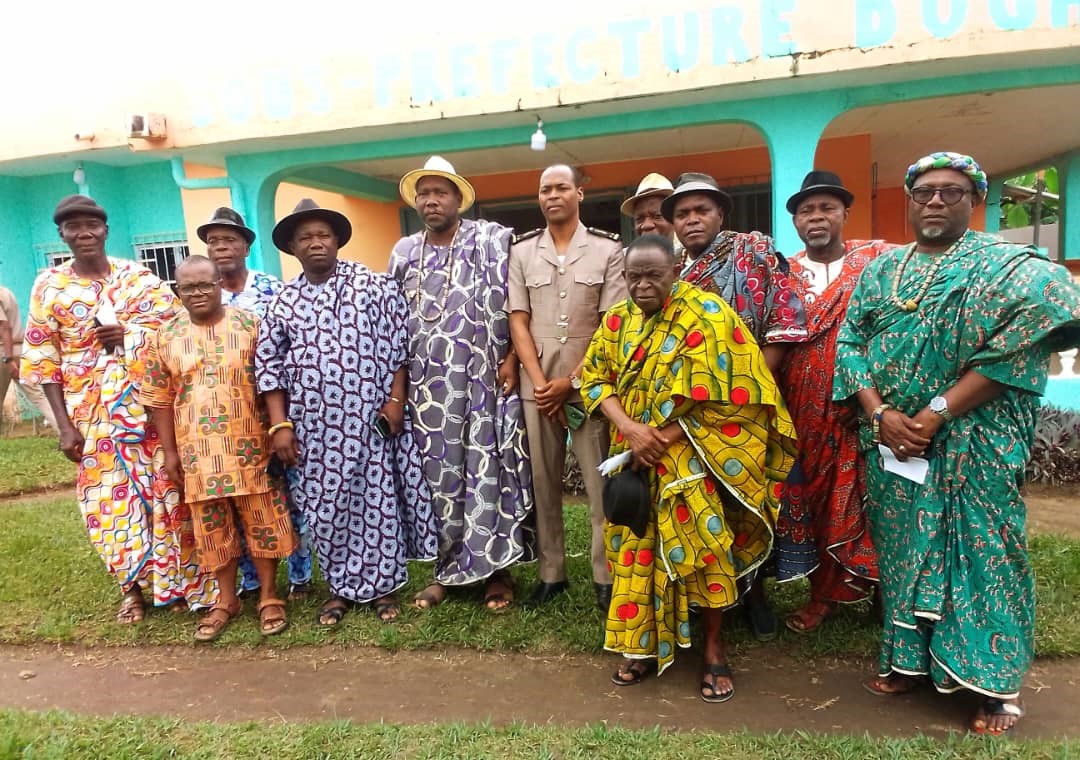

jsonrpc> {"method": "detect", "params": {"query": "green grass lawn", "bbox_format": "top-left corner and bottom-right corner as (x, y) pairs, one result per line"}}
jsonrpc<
(2, 495), (1079, 659)
(0, 434), (74, 498)
(0, 711), (1073, 760)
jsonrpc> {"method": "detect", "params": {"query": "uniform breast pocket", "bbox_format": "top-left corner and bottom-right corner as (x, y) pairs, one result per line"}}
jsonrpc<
(574, 270), (604, 314)
(526, 272), (553, 311)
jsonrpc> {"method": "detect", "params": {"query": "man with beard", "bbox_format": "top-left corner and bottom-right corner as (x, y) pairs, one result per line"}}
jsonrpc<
(509, 164), (626, 610)
(390, 156), (535, 612)
(663, 172), (808, 640)
(775, 171), (890, 633)
(835, 152), (1080, 735)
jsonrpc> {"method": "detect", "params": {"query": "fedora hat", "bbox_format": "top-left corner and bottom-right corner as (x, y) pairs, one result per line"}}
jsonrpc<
(785, 170), (854, 214)
(53, 194), (107, 225)
(602, 468), (651, 539)
(661, 172), (734, 222)
(197, 206), (255, 245)
(620, 173), (674, 217)
(399, 155), (476, 213)
(271, 198), (352, 255)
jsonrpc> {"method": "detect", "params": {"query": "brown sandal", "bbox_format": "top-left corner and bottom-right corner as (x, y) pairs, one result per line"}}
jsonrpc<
(194, 599), (242, 642)
(116, 589), (146, 625)
(863, 672), (921, 696)
(258, 598), (289, 636)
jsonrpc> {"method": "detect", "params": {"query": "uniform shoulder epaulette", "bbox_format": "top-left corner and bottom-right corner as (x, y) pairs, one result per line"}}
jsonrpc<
(587, 227), (621, 242)
(511, 228), (543, 245)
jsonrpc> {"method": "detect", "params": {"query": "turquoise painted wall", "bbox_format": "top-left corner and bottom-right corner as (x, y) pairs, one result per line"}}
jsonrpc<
(2, 160), (188, 315)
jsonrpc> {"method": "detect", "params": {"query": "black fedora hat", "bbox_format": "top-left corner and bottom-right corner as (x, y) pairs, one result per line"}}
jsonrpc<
(197, 206), (255, 245)
(786, 170), (855, 214)
(272, 198), (353, 255)
(660, 172), (734, 222)
(602, 468), (651, 539)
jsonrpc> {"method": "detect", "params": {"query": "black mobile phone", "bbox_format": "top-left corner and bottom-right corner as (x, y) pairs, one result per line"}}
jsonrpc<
(266, 455), (286, 480)
(373, 415), (393, 440)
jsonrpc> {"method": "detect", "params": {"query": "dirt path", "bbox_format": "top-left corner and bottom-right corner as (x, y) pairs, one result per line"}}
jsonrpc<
(2, 644), (1077, 738)
(1026, 484), (1080, 538)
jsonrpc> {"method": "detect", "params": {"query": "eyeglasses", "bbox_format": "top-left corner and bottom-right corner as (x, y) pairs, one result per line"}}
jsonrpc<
(177, 280), (221, 296)
(909, 186), (971, 206)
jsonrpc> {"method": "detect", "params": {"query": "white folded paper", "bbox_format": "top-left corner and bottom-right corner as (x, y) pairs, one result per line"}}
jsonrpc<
(597, 450), (632, 477)
(878, 444), (929, 485)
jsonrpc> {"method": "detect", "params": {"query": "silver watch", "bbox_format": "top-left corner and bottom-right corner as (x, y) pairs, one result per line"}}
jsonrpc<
(928, 395), (952, 421)
(569, 374), (582, 390)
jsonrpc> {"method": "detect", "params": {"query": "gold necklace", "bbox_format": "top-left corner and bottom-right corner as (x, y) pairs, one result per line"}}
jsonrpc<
(888, 239), (958, 312)
(413, 222), (460, 322)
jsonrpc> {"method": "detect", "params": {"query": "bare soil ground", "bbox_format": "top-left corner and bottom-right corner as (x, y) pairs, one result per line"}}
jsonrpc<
(2, 644), (1078, 739)
(1025, 484), (1080, 538)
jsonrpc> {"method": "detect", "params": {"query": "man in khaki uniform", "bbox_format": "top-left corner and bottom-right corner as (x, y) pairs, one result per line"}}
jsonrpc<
(0, 284), (55, 427)
(509, 164), (626, 611)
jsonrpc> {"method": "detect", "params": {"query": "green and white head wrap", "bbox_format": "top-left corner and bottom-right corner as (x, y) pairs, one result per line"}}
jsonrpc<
(905, 152), (988, 200)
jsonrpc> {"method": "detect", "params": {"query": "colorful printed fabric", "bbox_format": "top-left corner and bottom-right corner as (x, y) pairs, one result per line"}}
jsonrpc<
(189, 492), (297, 571)
(582, 281), (797, 675)
(219, 268), (310, 590)
(904, 152), (988, 200)
(389, 219), (535, 585)
(680, 230), (808, 345)
(775, 241), (890, 599)
(834, 230), (1080, 698)
(256, 260), (438, 603)
(21, 258), (216, 607)
(142, 307), (273, 502)
(220, 270), (283, 319)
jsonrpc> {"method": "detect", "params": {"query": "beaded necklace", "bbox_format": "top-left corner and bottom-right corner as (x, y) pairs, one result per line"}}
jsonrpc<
(413, 222), (461, 322)
(888, 238), (959, 312)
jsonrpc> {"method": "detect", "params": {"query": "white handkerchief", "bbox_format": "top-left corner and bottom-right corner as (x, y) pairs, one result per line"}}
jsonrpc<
(878, 444), (929, 485)
(95, 298), (120, 326)
(597, 450), (632, 477)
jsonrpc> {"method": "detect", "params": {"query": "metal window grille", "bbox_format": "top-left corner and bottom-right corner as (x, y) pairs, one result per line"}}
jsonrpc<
(33, 243), (73, 270)
(134, 237), (189, 286)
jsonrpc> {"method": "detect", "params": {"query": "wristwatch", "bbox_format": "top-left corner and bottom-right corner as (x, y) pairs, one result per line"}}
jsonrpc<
(1, 356), (13, 364)
(568, 374), (582, 390)
(928, 395), (952, 421)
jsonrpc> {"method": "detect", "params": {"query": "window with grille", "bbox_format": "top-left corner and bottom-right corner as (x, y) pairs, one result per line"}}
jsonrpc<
(46, 250), (73, 268)
(134, 237), (189, 286)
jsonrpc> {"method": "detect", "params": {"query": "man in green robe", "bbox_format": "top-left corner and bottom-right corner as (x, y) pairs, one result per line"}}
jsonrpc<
(833, 152), (1080, 735)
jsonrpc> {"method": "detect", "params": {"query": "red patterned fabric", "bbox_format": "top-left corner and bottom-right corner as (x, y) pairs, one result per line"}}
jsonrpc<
(777, 240), (891, 602)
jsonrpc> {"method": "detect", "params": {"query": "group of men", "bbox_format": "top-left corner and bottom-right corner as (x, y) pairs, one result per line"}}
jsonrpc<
(13, 149), (1080, 736)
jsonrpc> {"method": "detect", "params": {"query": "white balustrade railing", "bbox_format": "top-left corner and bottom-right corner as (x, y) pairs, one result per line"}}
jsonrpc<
(1053, 349), (1077, 378)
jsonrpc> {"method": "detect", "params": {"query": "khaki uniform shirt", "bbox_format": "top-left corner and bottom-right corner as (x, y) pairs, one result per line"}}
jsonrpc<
(508, 223), (626, 401)
(0, 286), (23, 344)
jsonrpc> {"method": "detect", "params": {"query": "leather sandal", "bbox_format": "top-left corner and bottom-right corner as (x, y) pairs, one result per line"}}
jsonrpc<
(611, 658), (658, 687)
(258, 598), (288, 636)
(701, 662), (735, 703)
(194, 599), (242, 642)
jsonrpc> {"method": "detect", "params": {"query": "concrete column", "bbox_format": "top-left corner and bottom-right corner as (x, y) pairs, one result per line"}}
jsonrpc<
(1059, 151), (1080, 262)
(226, 156), (287, 278)
(984, 178), (1003, 234)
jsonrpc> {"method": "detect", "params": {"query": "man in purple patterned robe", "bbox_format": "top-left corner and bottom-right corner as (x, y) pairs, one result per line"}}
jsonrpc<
(256, 198), (438, 626)
(391, 156), (535, 612)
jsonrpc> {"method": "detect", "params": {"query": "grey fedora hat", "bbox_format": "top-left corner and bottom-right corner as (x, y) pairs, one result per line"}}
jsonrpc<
(660, 173), (734, 222)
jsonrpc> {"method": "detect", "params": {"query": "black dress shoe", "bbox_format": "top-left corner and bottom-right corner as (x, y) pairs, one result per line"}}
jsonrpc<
(595, 583), (613, 612)
(524, 581), (569, 607)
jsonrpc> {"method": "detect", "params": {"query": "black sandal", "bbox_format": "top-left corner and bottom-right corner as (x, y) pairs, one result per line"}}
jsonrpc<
(373, 596), (400, 623)
(611, 658), (658, 686)
(317, 597), (351, 627)
(701, 663), (735, 703)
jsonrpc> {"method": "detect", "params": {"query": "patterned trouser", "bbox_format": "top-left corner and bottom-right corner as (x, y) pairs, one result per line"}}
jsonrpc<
(238, 466), (312, 589)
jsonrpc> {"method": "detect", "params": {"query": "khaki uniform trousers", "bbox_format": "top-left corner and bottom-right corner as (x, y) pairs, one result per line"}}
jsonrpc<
(0, 344), (56, 428)
(523, 400), (611, 585)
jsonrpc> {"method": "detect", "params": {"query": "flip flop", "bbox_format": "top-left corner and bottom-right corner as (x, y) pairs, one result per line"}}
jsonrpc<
(700, 663), (735, 703)
(611, 658), (658, 687)
(971, 698), (1025, 736)
(287, 582), (313, 602)
(258, 598), (289, 636)
(863, 672), (921, 697)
